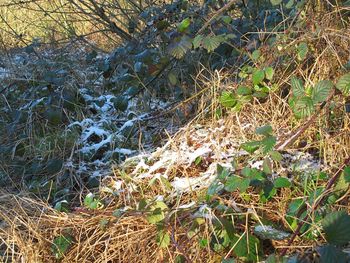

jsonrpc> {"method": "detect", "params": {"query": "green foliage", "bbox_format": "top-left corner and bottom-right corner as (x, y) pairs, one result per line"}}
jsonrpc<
(318, 245), (349, 263)
(297, 42), (308, 61)
(156, 230), (171, 248)
(336, 73), (350, 95)
(252, 70), (265, 85)
(51, 235), (73, 259)
(84, 193), (103, 210)
(322, 211), (350, 246)
(311, 80), (333, 103)
(220, 92), (237, 108)
(270, 0), (282, 6)
(146, 201), (168, 224)
(274, 177), (291, 188)
(289, 77), (333, 118)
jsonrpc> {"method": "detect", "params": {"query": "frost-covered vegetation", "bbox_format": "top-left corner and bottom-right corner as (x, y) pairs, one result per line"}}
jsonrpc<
(1, 0), (350, 262)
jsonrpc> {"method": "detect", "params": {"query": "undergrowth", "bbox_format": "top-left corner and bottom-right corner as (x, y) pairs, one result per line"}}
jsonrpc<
(1, 0), (350, 262)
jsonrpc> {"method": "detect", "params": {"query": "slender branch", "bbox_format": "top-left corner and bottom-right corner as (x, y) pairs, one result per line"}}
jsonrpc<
(197, 0), (237, 35)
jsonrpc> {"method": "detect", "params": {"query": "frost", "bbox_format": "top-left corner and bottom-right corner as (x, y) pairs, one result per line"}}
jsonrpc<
(254, 225), (290, 240)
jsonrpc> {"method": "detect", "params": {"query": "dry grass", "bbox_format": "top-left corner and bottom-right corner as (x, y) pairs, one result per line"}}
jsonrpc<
(0, 6), (350, 263)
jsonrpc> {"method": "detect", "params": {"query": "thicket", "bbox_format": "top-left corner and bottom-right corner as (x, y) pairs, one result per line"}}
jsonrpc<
(1, 0), (350, 262)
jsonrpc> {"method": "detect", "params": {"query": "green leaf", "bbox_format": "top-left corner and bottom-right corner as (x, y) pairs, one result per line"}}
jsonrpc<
(336, 73), (350, 95)
(221, 16), (232, 24)
(297, 42), (308, 61)
(51, 235), (73, 259)
(318, 245), (349, 263)
(241, 141), (261, 154)
(252, 70), (265, 85)
(255, 125), (273, 136)
(202, 35), (223, 52)
(270, 0), (282, 6)
(311, 80), (333, 103)
(232, 233), (261, 262)
(263, 158), (272, 174)
(192, 34), (203, 49)
(236, 86), (252, 96)
(84, 193), (103, 210)
(156, 230), (170, 248)
(261, 136), (276, 154)
(293, 97), (315, 118)
(147, 208), (165, 224)
(168, 35), (192, 59)
(220, 91), (237, 108)
(224, 176), (250, 192)
(264, 67), (274, 80)
(274, 177), (291, 188)
(168, 71), (177, 86)
(291, 76), (305, 97)
(54, 200), (69, 213)
(269, 151), (283, 162)
(344, 166), (350, 182)
(322, 211), (350, 245)
(251, 50), (261, 61)
(177, 18), (191, 32)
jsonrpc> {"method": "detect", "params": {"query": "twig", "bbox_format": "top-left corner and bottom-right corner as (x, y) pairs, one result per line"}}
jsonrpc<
(197, 0), (237, 35)
(280, 156), (350, 256)
(170, 225), (193, 263)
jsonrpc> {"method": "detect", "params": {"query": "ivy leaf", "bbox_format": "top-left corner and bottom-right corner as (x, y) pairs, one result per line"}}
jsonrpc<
(336, 73), (350, 96)
(177, 18), (191, 32)
(311, 80), (333, 103)
(293, 97), (315, 118)
(291, 76), (305, 97)
(322, 211), (350, 246)
(318, 245), (349, 263)
(220, 91), (237, 108)
(297, 42), (308, 61)
(274, 177), (291, 188)
(168, 35), (192, 59)
(51, 235), (73, 259)
(252, 70), (265, 85)
(264, 67), (274, 81)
